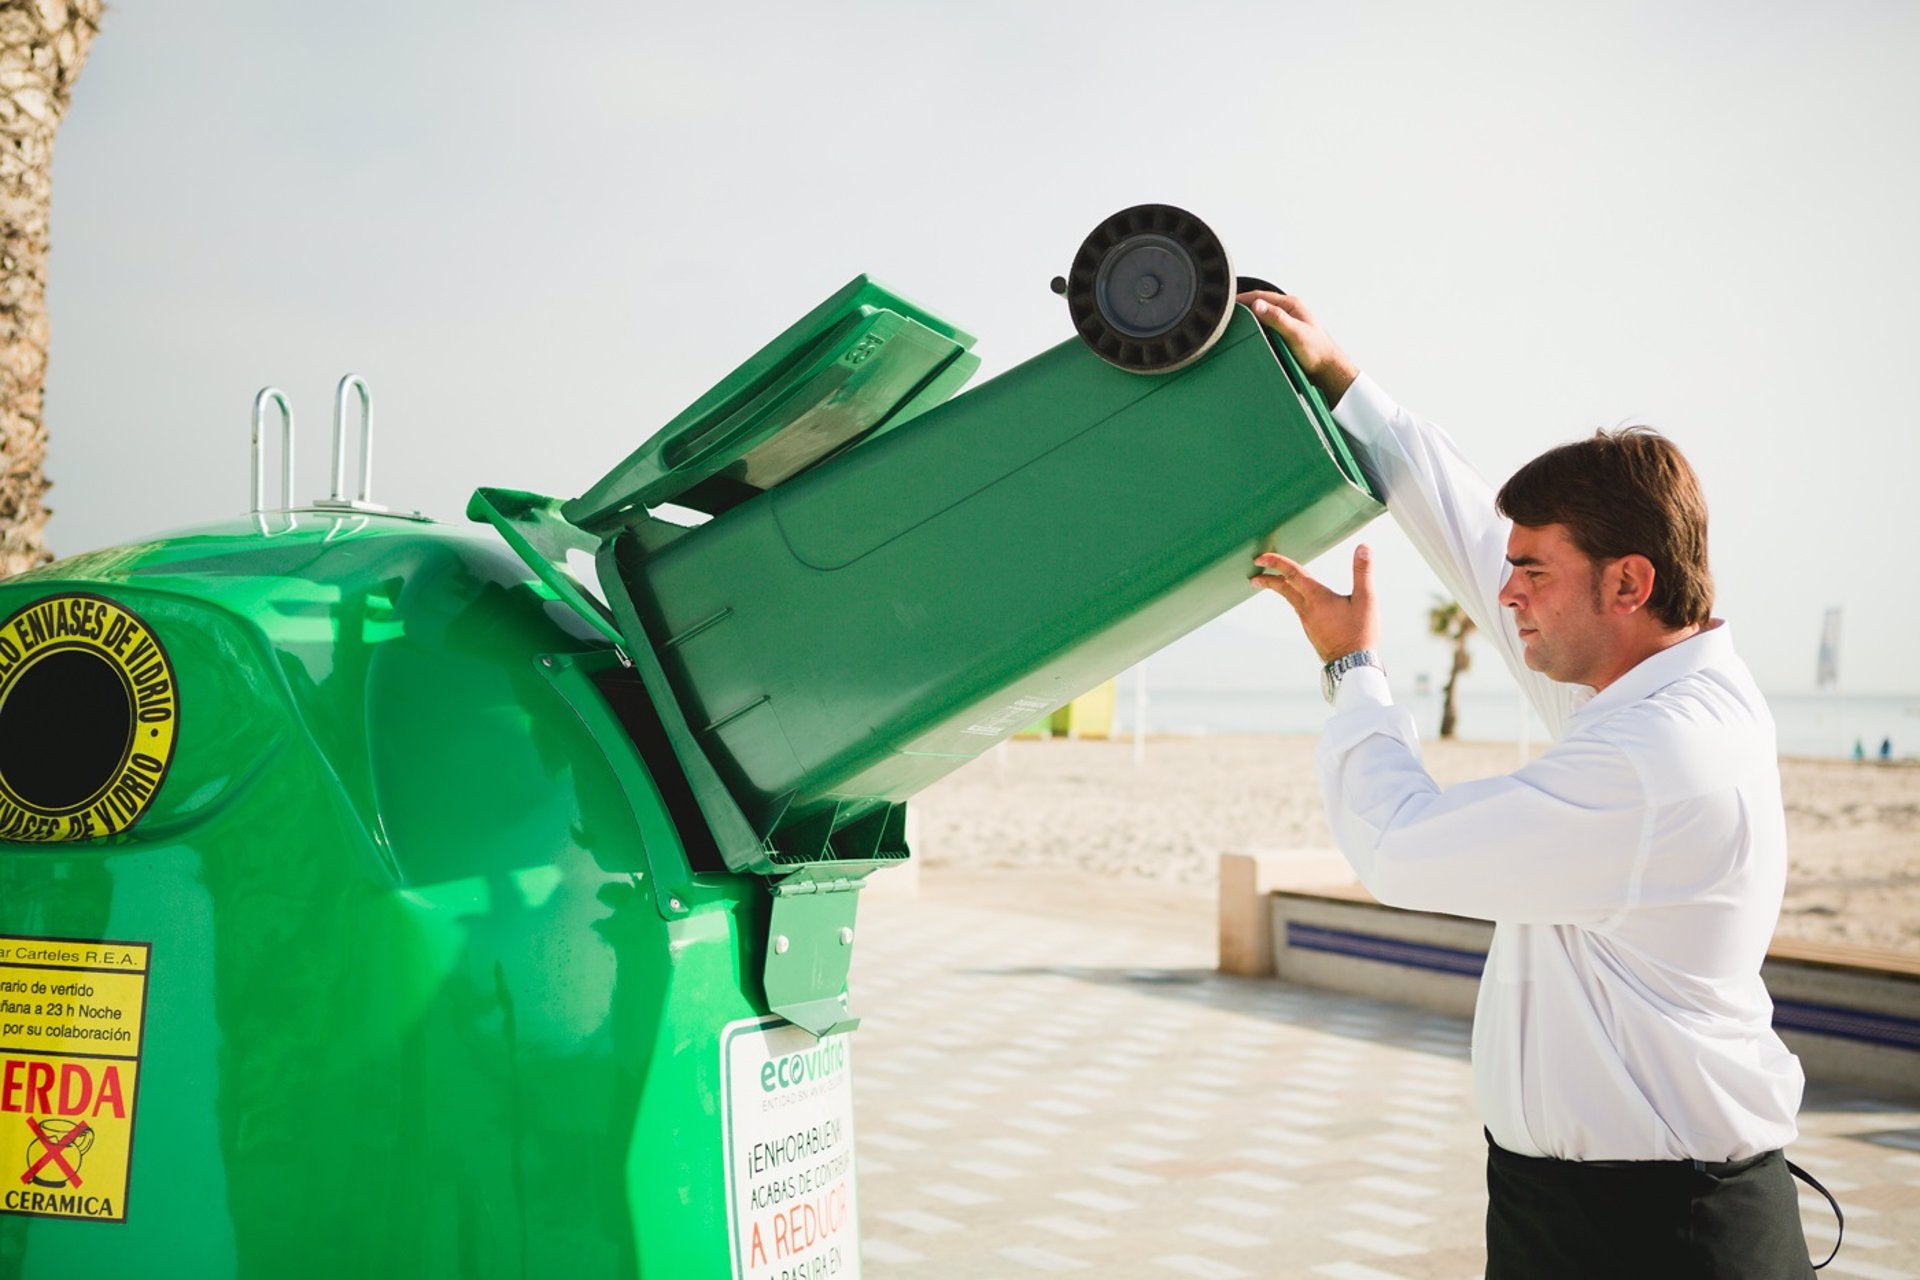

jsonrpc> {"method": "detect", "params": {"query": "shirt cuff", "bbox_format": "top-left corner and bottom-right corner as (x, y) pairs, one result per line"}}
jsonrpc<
(1330, 372), (1398, 447)
(1332, 663), (1393, 711)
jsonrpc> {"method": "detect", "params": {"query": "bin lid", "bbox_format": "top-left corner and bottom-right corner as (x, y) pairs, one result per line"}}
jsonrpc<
(563, 275), (978, 532)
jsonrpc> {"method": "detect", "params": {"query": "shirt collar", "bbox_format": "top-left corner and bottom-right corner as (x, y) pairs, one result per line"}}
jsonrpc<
(1570, 620), (1733, 721)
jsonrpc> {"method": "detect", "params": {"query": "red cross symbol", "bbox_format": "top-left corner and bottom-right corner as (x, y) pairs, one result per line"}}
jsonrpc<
(22, 1118), (90, 1188)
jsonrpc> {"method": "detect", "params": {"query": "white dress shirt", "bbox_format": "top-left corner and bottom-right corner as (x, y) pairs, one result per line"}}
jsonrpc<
(1318, 374), (1804, 1162)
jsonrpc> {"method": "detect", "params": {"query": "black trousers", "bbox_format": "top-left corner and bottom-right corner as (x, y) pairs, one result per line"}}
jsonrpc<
(1485, 1133), (1815, 1279)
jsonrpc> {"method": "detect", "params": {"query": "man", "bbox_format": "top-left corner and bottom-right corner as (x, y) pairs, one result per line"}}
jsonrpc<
(1240, 290), (1822, 1277)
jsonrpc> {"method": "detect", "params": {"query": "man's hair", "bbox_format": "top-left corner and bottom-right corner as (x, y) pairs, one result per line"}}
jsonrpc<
(1495, 427), (1713, 630)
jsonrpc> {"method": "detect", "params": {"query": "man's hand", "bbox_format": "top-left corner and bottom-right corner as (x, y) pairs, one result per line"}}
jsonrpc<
(1234, 291), (1360, 411)
(1251, 544), (1380, 664)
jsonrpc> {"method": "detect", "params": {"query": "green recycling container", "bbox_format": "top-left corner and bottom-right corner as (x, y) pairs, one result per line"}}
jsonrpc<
(0, 261), (1379, 1279)
(0, 523), (781, 1278)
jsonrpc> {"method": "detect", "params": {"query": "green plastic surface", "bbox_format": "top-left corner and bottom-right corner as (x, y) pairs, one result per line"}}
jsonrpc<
(468, 485), (625, 645)
(0, 517), (776, 1278)
(566, 275), (979, 529)
(593, 303), (1382, 875)
(763, 883), (861, 1039)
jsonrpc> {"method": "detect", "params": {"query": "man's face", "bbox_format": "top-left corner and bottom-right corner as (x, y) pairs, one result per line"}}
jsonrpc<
(1498, 522), (1611, 686)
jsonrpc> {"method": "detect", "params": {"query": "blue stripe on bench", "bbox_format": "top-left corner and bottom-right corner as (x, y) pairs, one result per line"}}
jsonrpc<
(1771, 999), (1920, 1051)
(1285, 922), (1488, 978)
(1283, 922), (1920, 1052)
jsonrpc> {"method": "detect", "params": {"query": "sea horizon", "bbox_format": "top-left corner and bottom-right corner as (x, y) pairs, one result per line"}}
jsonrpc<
(1109, 684), (1920, 762)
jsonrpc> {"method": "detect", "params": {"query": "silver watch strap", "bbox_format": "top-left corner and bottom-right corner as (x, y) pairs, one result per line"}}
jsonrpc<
(1322, 649), (1383, 704)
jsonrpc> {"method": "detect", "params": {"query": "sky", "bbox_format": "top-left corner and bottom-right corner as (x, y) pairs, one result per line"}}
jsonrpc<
(38, 1), (1920, 704)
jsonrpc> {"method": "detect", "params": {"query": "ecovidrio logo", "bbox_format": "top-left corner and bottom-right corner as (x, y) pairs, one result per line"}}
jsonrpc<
(760, 1037), (849, 1094)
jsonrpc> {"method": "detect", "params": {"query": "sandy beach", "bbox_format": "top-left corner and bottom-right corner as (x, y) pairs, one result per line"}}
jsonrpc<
(911, 735), (1920, 956)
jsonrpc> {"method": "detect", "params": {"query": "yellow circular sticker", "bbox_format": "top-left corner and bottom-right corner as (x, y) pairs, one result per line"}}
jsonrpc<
(0, 594), (178, 842)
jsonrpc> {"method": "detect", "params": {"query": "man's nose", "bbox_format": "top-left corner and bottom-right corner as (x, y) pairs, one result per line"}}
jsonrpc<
(1498, 570), (1522, 609)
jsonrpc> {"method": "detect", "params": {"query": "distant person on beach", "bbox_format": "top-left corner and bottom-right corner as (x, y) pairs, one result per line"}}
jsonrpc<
(1881, 737), (1893, 763)
(1239, 290), (1827, 1278)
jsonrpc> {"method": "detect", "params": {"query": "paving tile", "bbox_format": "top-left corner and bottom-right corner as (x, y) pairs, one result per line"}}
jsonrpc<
(1806, 1220), (1896, 1250)
(1288, 1090), (1344, 1109)
(1353, 1175), (1442, 1200)
(1311, 1263), (1413, 1280)
(1108, 1141), (1180, 1162)
(1026, 1216), (1112, 1242)
(951, 1158), (1022, 1179)
(1360, 1152), (1446, 1175)
(1184, 1222), (1269, 1249)
(994, 1245), (1090, 1272)
(1252, 1128), (1329, 1150)
(1216, 1044), (1269, 1061)
(1329, 1228), (1425, 1257)
(1236, 1146), (1312, 1169)
(1212, 1170), (1297, 1193)
(861, 1238), (927, 1264)
(1806, 1191), (1877, 1218)
(1154, 1255), (1250, 1279)
(1130, 1122), (1200, 1142)
(1396, 1076), (1460, 1096)
(1377, 1130), (1448, 1154)
(1344, 1201), (1434, 1229)
(1055, 1189), (1137, 1214)
(861, 1131), (926, 1153)
(1195, 1195), (1275, 1219)
(876, 1209), (964, 1234)
(1823, 1259), (1918, 1280)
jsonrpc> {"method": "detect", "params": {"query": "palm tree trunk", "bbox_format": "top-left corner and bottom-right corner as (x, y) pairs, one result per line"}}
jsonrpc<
(0, 0), (102, 577)
(1439, 634), (1468, 738)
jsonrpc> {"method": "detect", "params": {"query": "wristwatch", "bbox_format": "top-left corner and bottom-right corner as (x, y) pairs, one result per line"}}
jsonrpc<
(1321, 649), (1384, 705)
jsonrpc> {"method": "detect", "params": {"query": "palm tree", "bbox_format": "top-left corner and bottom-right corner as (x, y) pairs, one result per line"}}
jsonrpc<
(0, 0), (104, 578)
(1428, 597), (1475, 739)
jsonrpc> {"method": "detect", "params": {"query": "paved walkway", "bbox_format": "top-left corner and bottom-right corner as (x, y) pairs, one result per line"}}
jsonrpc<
(849, 872), (1920, 1279)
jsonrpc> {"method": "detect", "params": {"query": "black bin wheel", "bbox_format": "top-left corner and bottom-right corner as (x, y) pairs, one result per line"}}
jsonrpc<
(1064, 204), (1234, 374)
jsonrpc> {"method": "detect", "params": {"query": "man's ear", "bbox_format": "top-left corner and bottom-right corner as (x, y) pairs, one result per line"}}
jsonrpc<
(1612, 554), (1656, 613)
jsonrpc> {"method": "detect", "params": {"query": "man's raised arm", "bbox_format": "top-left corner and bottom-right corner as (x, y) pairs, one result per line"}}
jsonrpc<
(1236, 291), (1580, 737)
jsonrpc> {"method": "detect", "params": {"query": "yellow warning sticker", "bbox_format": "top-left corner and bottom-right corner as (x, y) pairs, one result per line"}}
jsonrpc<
(0, 936), (150, 1223)
(0, 592), (179, 843)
